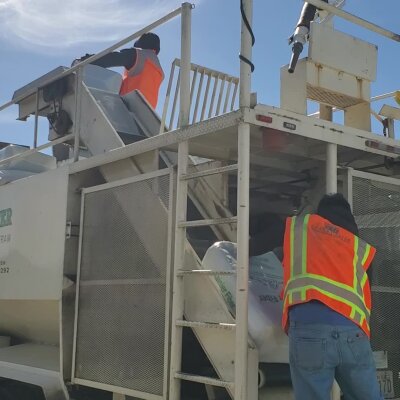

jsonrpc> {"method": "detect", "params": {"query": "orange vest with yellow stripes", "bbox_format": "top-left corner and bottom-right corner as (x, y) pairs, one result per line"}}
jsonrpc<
(282, 214), (376, 337)
(120, 49), (164, 109)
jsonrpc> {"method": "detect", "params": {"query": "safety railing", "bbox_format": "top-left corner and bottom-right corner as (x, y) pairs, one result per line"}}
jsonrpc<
(160, 59), (239, 134)
(304, 0), (400, 42)
(0, 3), (188, 167)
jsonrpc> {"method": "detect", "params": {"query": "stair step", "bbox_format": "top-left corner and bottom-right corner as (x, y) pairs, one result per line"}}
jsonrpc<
(175, 372), (234, 389)
(178, 217), (237, 228)
(177, 269), (236, 276)
(176, 320), (236, 330)
(180, 164), (238, 180)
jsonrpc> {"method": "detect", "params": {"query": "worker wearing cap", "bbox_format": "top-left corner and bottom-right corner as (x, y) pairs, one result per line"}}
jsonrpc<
(74, 32), (164, 109)
(283, 194), (382, 399)
(250, 193), (382, 399)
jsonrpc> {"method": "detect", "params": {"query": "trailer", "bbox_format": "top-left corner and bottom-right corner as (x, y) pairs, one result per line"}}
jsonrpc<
(0, 1), (399, 399)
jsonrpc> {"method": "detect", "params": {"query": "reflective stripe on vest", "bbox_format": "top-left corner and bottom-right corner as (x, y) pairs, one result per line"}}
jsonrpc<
(120, 49), (164, 108)
(283, 214), (376, 336)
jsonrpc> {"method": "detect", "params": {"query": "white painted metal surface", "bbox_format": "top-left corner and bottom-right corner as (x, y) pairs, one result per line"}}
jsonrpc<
(309, 23), (377, 82)
(380, 104), (400, 121)
(0, 167), (67, 300)
(0, 344), (67, 400)
(169, 4), (192, 400)
(252, 105), (400, 158)
(236, 0), (254, 398)
(0, 167), (67, 348)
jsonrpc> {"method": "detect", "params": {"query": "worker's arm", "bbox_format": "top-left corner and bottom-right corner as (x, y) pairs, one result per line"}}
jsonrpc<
(91, 48), (137, 70)
(72, 48), (137, 70)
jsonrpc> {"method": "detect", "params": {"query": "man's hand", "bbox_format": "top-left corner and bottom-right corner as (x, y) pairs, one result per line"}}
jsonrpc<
(71, 53), (94, 67)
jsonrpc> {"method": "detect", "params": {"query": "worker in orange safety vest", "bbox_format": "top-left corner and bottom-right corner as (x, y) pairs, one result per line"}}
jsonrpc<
(73, 32), (164, 109)
(248, 193), (383, 400)
(283, 193), (383, 400)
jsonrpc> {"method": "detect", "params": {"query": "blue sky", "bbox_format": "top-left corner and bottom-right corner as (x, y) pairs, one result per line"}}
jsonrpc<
(0, 0), (399, 147)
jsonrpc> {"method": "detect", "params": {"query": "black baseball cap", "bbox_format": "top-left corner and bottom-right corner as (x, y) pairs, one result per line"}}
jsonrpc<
(317, 193), (359, 236)
(134, 33), (161, 55)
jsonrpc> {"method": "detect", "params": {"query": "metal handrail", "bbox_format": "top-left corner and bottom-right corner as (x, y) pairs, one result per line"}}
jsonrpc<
(0, 4), (185, 166)
(370, 91), (399, 103)
(0, 134), (74, 168)
(0, 5), (184, 114)
(304, 0), (400, 42)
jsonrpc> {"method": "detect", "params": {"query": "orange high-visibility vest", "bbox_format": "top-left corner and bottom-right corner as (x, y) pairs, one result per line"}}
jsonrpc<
(120, 49), (164, 109)
(282, 214), (376, 337)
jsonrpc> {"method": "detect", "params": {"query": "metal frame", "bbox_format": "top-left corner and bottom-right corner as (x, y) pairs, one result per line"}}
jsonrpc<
(164, 169), (176, 397)
(72, 168), (174, 400)
(350, 169), (400, 185)
(339, 167), (354, 210)
(71, 184), (86, 384)
(69, 111), (242, 174)
(72, 379), (163, 400)
(235, 1), (253, 398)
(168, 4), (192, 399)
(250, 106), (400, 158)
(2, 1), (400, 399)
(80, 167), (172, 195)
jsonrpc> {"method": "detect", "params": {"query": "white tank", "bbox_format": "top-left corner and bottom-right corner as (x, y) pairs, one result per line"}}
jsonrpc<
(0, 167), (68, 345)
(202, 241), (289, 363)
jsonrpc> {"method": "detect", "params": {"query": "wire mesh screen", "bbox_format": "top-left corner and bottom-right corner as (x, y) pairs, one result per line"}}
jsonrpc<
(74, 173), (171, 398)
(353, 176), (400, 399)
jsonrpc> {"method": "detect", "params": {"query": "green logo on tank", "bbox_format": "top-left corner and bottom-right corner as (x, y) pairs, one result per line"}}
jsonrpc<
(0, 209), (12, 228)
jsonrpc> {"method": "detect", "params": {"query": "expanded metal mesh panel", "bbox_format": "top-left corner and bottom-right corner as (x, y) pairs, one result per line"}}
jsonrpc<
(74, 174), (171, 397)
(75, 284), (166, 393)
(353, 176), (400, 398)
(79, 178), (170, 281)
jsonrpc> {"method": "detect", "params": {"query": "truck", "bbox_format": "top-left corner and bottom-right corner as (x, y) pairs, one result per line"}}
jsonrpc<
(0, 0), (399, 399)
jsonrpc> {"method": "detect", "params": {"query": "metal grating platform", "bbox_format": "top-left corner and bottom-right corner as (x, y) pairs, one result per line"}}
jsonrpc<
(307, 85), (366, 109)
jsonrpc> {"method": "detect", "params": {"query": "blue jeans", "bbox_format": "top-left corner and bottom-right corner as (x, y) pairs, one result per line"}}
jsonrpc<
(289, 322), (383, 400)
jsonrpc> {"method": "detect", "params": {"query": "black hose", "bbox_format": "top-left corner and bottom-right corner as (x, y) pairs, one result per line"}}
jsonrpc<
(288, 42), (303, 74)
(239, 0), (255, 73)
(288, 0), (329, 73)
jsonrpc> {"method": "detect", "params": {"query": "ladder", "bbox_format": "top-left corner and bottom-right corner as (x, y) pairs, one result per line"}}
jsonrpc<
(169, 3), (252, 399)
(169, 140), (241, 399)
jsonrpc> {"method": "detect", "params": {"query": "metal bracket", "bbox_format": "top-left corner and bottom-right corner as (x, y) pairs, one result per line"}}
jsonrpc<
(66, 222), (80, 239)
